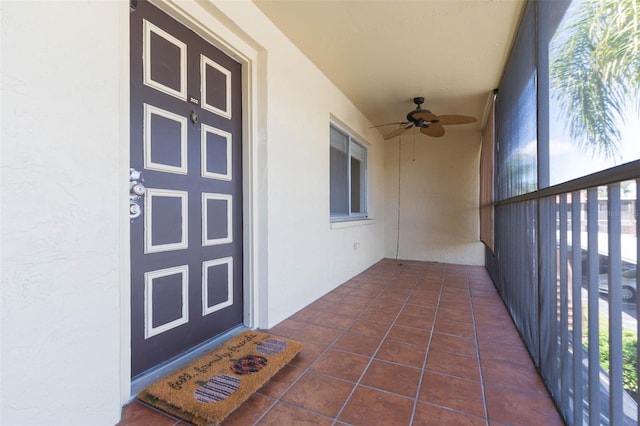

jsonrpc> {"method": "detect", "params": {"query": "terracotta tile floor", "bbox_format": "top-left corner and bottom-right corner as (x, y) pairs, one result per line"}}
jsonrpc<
(118, 259), (565, 425)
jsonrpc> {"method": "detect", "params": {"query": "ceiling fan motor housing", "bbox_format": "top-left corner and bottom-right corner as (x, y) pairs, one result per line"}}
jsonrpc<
(407, 110), (433, 123)
(406, 97), (432, 124)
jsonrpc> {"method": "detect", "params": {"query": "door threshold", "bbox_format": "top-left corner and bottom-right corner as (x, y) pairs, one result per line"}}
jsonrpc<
(129, 324), (248, 399)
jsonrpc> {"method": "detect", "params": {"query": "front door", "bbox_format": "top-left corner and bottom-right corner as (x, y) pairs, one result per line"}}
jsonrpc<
(130, 0), (243, 378)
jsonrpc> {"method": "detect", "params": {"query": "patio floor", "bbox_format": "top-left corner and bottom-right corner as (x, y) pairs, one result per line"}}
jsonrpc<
(118, 259), (564, 425)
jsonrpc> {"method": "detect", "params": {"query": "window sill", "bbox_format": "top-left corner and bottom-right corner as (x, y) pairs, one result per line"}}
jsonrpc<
(330, 218), (374, 229)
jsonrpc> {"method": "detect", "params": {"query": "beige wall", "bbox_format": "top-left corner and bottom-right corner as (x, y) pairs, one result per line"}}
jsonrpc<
(384, 130), (484, 265)
(213, 1), (387, 327)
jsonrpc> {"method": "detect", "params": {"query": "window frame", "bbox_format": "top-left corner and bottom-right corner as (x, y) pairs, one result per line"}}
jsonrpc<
(329, 123), (368, 222)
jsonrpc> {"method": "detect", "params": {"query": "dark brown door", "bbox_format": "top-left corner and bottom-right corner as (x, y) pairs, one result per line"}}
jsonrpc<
(129, 0), (243, 378)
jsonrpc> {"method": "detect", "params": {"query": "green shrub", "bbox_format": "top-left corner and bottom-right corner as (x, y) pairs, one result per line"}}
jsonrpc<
(599, 329), (638, 399)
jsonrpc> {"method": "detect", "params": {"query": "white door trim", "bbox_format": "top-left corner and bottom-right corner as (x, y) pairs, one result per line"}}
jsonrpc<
(120, 0), (266, 403)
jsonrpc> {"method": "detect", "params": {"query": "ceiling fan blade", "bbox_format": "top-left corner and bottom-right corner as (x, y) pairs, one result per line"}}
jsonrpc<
(420, 124), (445, 137)
(412, 112), (437, 121)
(434, 115), (477, 125)
(385, 125), (413, 140)
(370, 121), (409, 128)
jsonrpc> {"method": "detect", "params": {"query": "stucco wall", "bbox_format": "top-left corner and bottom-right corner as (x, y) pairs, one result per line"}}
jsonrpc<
(384, 130), (484, 266)
(1, 1), (125, 425)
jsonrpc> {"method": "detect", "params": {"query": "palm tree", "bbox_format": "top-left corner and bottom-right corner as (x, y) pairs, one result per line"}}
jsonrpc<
(550, 0), (640, 161)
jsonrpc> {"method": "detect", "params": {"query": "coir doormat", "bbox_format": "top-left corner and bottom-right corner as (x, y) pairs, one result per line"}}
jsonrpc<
(138, 330), (303, 425)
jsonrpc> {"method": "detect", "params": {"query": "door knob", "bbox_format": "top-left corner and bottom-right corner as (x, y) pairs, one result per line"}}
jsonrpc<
(131, 183), (146, 196)
(129, 202), (141, 218)
(129, 168), (145, 219)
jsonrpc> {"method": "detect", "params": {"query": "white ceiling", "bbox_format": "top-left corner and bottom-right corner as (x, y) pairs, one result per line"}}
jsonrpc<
(253, 0), (526, 135)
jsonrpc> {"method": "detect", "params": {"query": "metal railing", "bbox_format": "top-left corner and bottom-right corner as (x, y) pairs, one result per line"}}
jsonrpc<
(487, 164), (639, 425)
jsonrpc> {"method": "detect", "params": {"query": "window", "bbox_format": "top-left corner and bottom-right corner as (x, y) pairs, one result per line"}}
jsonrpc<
(495, 2), (537, 200)
(330, 124), (367, 220)
(545, 0), (640, 186)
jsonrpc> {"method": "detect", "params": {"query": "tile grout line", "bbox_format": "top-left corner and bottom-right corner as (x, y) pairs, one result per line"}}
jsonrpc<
(253, 266), (405, 426)
(133, 400), (187, 425)
(408, 266), (445, 425)
(244, 263), (442, 425)
(249, 294), (359, 425)
(331, 266), (423, 426)
(249, 290), (362, 425)
(467, 270), (491, 426)
(262, 398), (337, 423)
(248, 264), (467, 426)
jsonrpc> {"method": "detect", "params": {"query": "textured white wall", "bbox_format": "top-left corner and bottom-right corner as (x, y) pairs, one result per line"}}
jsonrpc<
(384, 130), (484, 266)
(1, 1), (125, 425)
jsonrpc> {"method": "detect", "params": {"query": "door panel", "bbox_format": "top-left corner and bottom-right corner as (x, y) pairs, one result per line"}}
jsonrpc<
(130, 0), (243, 378)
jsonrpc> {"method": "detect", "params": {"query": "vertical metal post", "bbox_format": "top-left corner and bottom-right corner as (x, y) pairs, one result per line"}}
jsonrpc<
(637, 178), (640, 424)
(539, 197), (556, 380)
(607, 183), (623, 424)
(587, 187), (600, 422)
(571, 191), (583, 425)
(559, 194), (569, 413)
(347, 138), (352, 215)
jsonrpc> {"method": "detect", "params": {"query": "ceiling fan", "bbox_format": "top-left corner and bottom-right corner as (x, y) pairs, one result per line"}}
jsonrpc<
(373, 97), (477, 140)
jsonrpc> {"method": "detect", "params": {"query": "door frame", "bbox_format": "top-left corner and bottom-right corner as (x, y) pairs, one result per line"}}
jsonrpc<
(119, 0), (266, 402)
